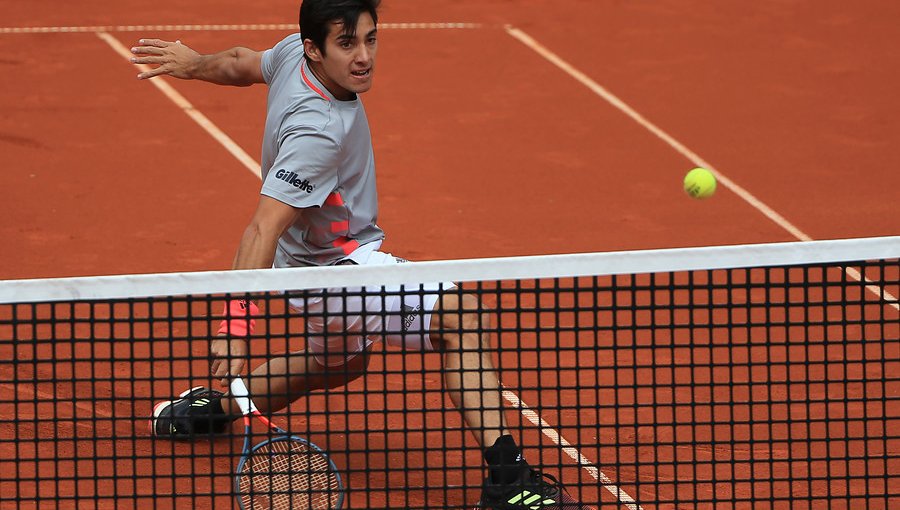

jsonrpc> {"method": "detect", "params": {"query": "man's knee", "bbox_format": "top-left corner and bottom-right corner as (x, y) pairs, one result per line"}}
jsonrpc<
(433, 292), (491, 350)
(437, 292), (485, 327)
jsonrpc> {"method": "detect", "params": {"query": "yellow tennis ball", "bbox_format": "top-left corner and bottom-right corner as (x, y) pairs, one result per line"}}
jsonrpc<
(683, 167), (717, 199)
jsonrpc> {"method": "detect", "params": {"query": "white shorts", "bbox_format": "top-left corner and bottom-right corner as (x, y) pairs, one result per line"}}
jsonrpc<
(288, 250), (456, 366)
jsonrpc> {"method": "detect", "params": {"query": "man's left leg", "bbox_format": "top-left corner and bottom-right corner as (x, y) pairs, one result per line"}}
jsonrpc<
(429, 291), (590, 510)
(429, 292), (506, 448)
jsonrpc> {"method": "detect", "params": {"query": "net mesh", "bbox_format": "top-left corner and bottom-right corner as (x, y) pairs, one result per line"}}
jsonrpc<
(1, 237), (898, 509)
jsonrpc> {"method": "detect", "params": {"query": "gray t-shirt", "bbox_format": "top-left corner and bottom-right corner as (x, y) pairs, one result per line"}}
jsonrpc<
(260, 33), (384, 267)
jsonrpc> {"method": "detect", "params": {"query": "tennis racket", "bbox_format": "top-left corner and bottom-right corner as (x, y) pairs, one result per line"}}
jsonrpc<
(231, 377), (344, 510)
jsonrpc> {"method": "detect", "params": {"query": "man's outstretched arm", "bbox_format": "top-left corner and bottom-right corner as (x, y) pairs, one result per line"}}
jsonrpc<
(209, 195), (303, 385)
(130, 39), (264, 86)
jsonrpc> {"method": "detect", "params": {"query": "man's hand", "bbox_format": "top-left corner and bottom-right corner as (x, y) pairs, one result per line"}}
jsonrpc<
(131, 39), (200, 80)
(210, 335), (248, 387)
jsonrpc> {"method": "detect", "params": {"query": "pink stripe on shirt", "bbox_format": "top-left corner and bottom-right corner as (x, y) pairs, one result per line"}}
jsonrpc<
(300, 63), (329, 101)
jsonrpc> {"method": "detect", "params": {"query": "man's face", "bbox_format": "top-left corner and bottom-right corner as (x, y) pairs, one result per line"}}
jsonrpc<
(309, 12), (377, 100)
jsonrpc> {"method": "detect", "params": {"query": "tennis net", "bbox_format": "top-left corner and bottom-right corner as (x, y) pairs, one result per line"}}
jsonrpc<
(1, 236), (898, 509)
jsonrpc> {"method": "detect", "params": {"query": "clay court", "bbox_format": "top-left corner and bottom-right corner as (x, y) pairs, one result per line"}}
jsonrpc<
(1, 1), (898, 508)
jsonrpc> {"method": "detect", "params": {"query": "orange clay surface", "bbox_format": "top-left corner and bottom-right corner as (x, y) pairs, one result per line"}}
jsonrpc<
(1, 1), (898, 509)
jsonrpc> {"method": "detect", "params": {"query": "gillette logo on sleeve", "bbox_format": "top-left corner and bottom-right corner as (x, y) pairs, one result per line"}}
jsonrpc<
(275, 169), (315, 193)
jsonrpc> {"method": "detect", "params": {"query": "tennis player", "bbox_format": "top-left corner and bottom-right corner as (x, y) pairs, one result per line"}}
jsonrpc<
(134, 1), (588, 508)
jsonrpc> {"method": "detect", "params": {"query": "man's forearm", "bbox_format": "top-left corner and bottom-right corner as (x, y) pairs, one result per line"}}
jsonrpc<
(230, 196), (303, 271)
(191, 47), (261, 86)
(232, 222), (281, 270)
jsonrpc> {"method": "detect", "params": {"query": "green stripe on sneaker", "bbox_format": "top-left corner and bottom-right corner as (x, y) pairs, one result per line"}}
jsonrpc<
(506, 490), (556, 508)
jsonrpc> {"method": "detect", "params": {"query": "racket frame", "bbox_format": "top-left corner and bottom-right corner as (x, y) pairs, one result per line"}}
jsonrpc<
(230, 377), (344, 509)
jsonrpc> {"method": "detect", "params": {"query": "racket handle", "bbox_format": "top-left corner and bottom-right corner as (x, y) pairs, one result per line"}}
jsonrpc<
(229, 377), (258, 415)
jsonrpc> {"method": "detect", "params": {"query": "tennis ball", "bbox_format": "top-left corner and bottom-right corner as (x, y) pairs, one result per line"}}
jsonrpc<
(683, 167), (717, 199)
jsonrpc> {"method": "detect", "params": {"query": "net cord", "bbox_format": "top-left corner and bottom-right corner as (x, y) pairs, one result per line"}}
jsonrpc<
(1, 236), (897, 304)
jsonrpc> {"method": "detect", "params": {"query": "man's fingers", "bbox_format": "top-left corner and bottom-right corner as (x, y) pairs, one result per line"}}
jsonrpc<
(209, 359), (244, 387)
(136, 38), (170, 48)
(137, 66), (170, 80)
(130, 44), (169, 80)
(209, 338), (246, 387)
(212, 363), (229, 381)
(230, 359), (245, 378)
(211, 356), (243, 376)
(131, 45), (165, 56)
(131, 56), (166, 65)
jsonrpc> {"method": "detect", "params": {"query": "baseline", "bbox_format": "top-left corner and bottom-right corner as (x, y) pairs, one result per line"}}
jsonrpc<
(0, 23), (485, 34)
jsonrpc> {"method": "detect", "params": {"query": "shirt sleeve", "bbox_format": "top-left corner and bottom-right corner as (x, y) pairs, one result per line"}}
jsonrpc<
(260, 126), (341, 209)
(261, 33), (303, 84)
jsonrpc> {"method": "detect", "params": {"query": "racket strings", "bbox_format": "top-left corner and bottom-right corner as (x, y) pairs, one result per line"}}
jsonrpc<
(238, 438), (341, 509)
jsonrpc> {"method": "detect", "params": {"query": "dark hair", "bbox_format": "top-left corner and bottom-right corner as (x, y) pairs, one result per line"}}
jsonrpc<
(299, 0), (380, 56)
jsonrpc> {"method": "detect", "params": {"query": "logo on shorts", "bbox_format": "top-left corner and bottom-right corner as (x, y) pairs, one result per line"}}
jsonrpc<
(402, 304), (421, 332)
(275, 169), (315, 193)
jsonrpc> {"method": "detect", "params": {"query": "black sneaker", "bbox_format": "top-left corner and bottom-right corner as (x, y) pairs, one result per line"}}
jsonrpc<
(478, 466), (593, 510)
(149, 386), (231, 440)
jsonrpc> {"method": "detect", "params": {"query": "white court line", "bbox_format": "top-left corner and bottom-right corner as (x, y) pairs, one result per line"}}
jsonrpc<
(503, 390), (643, 510)
(96, 31), (262, 179)
(504, 25), (900, 311)
(846, 267), (900, 311)
(95, 28), (627, 505)
(0, 22), (483, 34)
